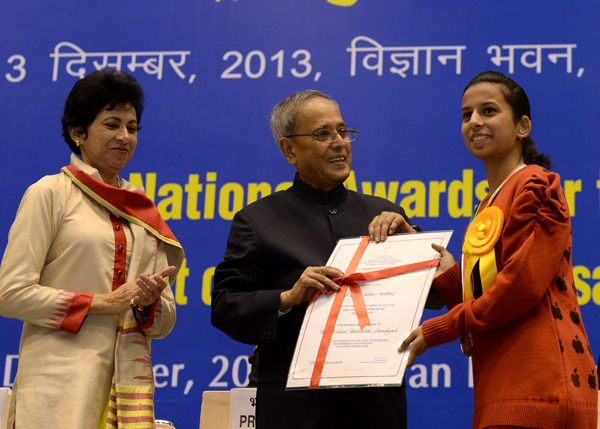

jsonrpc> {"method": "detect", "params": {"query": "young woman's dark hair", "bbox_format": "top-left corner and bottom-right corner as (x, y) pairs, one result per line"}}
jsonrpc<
(61, 69), (145, 154)
(464, 70), (553, 169)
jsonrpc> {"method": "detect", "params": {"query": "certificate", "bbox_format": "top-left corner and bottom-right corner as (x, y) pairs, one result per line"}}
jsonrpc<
(286, 230), (453, 389)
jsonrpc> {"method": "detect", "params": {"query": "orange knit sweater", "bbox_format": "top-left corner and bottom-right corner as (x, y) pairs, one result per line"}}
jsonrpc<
(423, 165), (598, 428)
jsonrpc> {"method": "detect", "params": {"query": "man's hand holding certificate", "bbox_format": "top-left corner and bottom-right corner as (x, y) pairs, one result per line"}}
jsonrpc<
(287, 231), (453, 390)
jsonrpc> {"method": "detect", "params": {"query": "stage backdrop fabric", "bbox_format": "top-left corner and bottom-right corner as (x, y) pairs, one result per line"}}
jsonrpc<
(1, 1), (599, 427)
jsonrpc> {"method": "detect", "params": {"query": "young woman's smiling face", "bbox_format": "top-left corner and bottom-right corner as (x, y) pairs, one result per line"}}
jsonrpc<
(461, 82), (525, 164)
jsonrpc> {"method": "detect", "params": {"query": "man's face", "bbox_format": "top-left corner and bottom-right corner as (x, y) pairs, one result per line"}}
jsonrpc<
(282, 97), (352, 192)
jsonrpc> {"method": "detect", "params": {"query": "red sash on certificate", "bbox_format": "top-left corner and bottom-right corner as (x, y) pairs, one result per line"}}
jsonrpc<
(308, 236), (440, 389)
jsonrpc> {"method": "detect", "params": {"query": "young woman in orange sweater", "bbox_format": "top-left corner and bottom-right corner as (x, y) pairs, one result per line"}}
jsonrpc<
(370, 70), (598, 428)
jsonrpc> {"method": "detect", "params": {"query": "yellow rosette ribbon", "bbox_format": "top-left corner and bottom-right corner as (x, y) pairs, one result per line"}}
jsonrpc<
(462, 206), (504, 301)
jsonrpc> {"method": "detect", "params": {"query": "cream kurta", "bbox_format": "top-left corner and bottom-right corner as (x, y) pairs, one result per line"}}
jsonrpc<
(0, 155), (181, 429)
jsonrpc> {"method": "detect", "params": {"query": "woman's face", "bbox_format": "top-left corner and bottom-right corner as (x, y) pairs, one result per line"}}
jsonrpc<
(74, 104), (138, 183)
(461, 82), (526, 164)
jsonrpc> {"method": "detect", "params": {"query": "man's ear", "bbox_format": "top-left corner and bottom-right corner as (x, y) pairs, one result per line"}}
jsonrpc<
(281, 138), (296, 165)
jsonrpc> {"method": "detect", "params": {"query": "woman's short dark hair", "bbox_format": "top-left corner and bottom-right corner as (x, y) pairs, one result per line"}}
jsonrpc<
(464, 70), (553, 169)
(61, 69), (145, 154)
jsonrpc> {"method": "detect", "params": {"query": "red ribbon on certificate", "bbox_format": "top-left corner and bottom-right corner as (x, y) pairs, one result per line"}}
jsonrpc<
(308, 235), (440, 389)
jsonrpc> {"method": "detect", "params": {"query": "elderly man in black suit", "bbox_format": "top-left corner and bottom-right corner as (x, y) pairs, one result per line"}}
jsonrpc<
(212, 90), (441, 429)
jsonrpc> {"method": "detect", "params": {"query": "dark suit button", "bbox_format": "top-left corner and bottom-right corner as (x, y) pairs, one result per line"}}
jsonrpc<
(328, 208), (338, 215)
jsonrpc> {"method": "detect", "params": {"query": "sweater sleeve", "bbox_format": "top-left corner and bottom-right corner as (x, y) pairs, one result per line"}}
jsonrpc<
(0, 177), (92, 334)
(423, 170), (571, 348)
(431, 262), (463, 310)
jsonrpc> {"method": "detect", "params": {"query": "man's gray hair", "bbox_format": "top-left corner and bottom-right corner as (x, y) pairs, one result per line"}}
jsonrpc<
(269, 90), (338, 153)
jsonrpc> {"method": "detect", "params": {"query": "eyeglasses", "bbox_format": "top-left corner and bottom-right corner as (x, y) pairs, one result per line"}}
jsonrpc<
(285, 128), (359, 144)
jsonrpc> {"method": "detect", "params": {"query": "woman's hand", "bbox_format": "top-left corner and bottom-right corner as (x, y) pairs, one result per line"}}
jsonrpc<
(89, 281), (143, 315)
(368, 211), (416, 243)
(431, 243), (456, 277)
(279, 266), (344, 311)
(89, 266), (176, 315)
(398, 326), (429, 367)
(134, 266), (176, 308)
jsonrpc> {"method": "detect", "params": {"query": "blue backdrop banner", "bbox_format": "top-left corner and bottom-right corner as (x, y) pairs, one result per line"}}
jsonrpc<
(1, 1), (599, 427)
